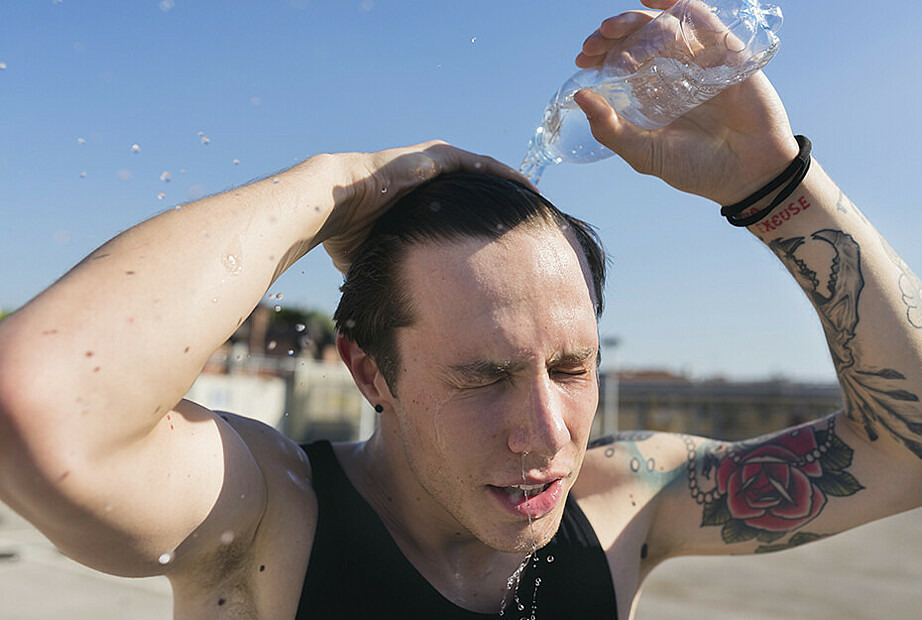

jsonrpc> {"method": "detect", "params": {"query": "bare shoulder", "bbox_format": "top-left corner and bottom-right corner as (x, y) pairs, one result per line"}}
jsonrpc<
(573, 432), (690, 551)
(170, 412), (318, 618)
(570, 432), (692, 606)
(576, 431), (691, 499)
(215, 412), (318, 556)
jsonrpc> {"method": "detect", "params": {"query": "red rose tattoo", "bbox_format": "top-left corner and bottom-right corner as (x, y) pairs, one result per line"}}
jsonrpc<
(716, 430), (826, 532)
(687, 417), (863, 548)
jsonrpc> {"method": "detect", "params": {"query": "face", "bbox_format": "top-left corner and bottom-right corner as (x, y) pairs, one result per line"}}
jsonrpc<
(380, 225), (599, 554)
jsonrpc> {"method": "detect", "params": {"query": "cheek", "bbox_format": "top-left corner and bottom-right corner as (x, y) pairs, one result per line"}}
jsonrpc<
(431, 398), (507, 455)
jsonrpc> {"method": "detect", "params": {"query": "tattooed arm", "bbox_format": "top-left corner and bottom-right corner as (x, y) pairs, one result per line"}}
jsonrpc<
(597, 146), (922, 560)
(575, 6), (922, 560)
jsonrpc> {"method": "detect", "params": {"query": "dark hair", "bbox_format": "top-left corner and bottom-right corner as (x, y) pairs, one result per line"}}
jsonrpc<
(334, 172), (606, 393)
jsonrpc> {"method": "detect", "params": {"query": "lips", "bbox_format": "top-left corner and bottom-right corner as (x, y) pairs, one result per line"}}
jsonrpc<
(488, 478), (565, 519)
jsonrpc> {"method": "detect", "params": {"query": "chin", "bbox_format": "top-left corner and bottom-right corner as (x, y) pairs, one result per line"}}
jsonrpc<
(484, 510), (565, 555)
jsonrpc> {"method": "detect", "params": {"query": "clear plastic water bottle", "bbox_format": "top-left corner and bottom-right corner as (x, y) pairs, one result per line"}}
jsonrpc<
(520, 0), (783, 184)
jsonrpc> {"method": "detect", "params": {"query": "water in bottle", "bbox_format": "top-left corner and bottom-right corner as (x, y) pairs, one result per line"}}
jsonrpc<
(520, 0), (783, 184)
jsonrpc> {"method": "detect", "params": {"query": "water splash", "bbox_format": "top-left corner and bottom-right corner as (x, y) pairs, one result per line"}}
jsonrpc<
(499, 452), (542, 615)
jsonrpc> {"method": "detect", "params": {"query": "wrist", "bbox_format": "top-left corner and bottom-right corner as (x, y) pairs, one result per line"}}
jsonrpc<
(719, 134), (801, 205)
(720, 135), (812, 228)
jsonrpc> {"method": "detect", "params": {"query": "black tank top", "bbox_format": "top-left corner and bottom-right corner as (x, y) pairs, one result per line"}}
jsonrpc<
(297, 440), (618, 619)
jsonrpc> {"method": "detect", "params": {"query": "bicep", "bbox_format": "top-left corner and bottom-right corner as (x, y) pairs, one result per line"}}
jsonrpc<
(648, 412), (922, 559)
(0, 399), (267, 578)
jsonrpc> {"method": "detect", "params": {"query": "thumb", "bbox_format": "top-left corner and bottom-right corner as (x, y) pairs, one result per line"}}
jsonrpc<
(573, 88), (652, 172)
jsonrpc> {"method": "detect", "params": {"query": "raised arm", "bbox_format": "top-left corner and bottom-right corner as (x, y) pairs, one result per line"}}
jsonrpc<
(0, 141), (521, 578)
(575, 5), (922, 560)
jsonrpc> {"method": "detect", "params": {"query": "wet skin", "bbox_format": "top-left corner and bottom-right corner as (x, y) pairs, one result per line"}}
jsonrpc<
(341, 223), (601, 608)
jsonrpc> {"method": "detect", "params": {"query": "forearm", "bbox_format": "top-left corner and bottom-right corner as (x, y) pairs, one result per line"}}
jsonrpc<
(0, 154), (343, 450)
(746, 159), (922, 460)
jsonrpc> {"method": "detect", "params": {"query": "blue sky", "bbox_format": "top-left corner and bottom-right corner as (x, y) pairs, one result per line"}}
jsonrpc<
(2, 0), (920, 382)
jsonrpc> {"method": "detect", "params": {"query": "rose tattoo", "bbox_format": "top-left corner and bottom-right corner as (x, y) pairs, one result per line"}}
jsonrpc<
(688, 418), (862, 546)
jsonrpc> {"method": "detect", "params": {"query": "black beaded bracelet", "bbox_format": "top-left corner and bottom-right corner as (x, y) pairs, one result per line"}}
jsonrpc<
(720, 135), (812, 227)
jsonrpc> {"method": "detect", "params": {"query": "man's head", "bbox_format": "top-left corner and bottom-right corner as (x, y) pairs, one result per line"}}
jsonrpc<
(332, 172), (606, 553)
(334, 172), (606, 396)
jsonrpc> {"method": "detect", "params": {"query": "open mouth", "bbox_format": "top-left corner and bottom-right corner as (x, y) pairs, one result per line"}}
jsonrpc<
(499, 482), (553, 503)
(488, 479), (564, 518)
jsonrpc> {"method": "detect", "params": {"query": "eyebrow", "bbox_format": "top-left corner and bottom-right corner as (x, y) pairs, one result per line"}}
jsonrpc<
(447, 359), (524, 383)
(447, 347), (598, 382)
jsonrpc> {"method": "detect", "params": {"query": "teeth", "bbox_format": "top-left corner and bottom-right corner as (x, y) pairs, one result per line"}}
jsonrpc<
(502, 483), (549, 497)
(517, 484), (546, 493)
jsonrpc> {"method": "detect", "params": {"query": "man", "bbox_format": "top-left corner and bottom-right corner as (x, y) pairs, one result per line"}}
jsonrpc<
(1, 3), (920, 619)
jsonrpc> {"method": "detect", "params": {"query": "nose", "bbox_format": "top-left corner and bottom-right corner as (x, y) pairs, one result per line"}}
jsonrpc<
(507, 375), (571, 457)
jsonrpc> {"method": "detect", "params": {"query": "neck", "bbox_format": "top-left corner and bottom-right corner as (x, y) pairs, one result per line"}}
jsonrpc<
(343, 431), (528, 611)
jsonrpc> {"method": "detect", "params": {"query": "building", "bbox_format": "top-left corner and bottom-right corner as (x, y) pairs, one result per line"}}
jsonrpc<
(605, 369), (842, 441)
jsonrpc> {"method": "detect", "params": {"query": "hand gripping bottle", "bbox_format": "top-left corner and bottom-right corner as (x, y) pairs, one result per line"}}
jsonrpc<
(520, 0), (783, 184)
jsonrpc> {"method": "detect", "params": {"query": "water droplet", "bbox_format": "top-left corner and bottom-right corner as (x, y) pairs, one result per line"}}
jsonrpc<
(535, 577), (541, 585)
(157, 192), (166, 200)
(130, 144), (141, 153)
(546, 555), (554, 563)
(271, 177), (280, 184)
(76, 137), (86, 145)
(273, 305), (281, 312)
(474, 162), (483, 169)
(158, 552), (173, 565)
(380, 187), (388, 194)
(212, 297), (219, 303)
(345, 319), (356, 329)
(295, 323), (306, 332)
(471, 36), (477, 44)
(287, 349), (294, 356)
(267, 341), (277, 350)
(200, 135), (211, 145)
(276, 293), (283, 300)
(220, 530), (235, 545)
(223, 254), (242, 276)
(0, 62), (7, 70)
(160, 171), (171, 182)
(79, 171), (86, 178)
(232, 158), (240, 166)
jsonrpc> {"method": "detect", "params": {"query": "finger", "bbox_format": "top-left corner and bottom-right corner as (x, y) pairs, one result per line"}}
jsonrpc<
(572, 89), (652, 172)
(597, 11), (658, 40)
(422, 142), (537, 192)
(575, 11), (658, 68)
(640, 0), (679, 9)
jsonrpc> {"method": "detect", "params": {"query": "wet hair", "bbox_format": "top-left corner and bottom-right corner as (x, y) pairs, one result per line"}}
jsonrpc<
(333, 172), (606, 394)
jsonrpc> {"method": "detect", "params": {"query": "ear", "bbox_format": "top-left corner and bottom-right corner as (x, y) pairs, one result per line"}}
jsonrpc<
(336, 334), (393, 407)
